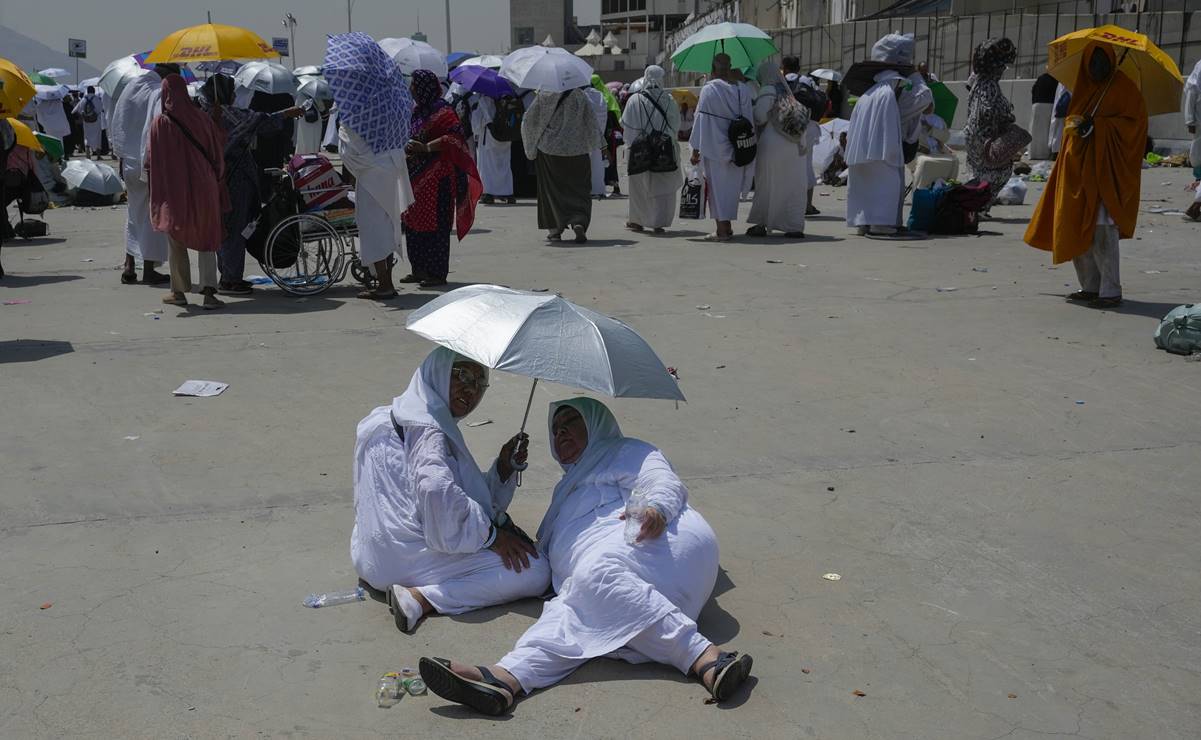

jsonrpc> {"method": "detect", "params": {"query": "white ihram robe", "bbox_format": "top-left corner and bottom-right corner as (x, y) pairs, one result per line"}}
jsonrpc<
(351, 348), (550, 612)
(585, 88), (608, 196)
(1049, 84), (1068, 155)
(71, 94), (105, 150)
(110, 71), (168, 263)
(620, 86), (682, 228)
(497, 399), (718, 692)
(339, 126), (414, 265)
(846, 71), (905, 230)
(471, 96), (514, 197)
(747, 86), (808, 234)
(689, 79), (753, 222)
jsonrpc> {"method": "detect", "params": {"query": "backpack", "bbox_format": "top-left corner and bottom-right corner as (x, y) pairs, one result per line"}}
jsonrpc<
(769, 87), (810, 143)
(1154, 304), (1201, 355)
(1053, 90), (1072, 118)
(722, 86), (757, 167)
(627, 92), (677, 176)
(793, 83), (828, 122)
(487, 96), (524, 143)
(82, 97), (99, 124)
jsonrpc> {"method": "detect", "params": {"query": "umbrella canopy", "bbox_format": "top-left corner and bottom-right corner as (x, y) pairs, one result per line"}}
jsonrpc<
(448, 65), (514, 98)
(7, 118), (44, 153)
(145, 23), (277, 64)
(234, 61), (297, 96)
(843, 60), (915, 96)
(605, 80), (623, 92)
(500, 46), (593, 93)
(35, 132), (63, 160)
(811, 68), (842, 82)
(296, 76), (332, 102)
(78, 77), (101, 89)
(459, 54), (504, 70)
(195, 60), (243, 76)
(292, 65), (322, 77)
(380, 37), (449, 79)
(324, 32), (413, 154)
(929, 80), (958, 127)
(406, 284), (685, 402)
(446, 51), (476, 68)
(669, 87), (698, 108)
(62, 158), (125, 195)
(99, 59), (150, 103)
(38, 67), (70, 79)
(26, 71), (57, 85)
(671, 22), (777, 74)
(0, 59), (36, 117)
(33, 84), (69, 101)
(1047, 24), (1183, 117)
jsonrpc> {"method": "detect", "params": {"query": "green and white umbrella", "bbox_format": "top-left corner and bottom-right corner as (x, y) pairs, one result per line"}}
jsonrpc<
(671, 22), (777, 74)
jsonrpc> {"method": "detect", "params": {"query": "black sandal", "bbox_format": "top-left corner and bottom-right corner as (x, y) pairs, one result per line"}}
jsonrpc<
(420, 657), (514, 716)
(1065, 290), (1098, 302)
(397, 273), (423, 284)
(696, 651), (753, 702)
(120, 270), (138, 285)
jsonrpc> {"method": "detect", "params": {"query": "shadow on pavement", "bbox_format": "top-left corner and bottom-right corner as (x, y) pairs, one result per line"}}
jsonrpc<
(553, 239), (637, 248)
(447, 597), (545, 626)
(174, 293), (344, 316)
(0, 339), (74, 364)
(0, 237), (68, 247)
(1099, 299), (1182, 320)
(0, 274), (85, 288)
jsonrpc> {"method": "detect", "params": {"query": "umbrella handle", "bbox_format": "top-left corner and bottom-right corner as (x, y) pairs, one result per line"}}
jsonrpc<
(512, 378), (538, 487)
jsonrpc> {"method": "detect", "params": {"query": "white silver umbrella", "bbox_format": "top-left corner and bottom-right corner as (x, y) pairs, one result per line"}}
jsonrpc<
(379, 37), (448, 79)
(407, 284), (684, 481)
(234, 61), (297, 96)
(500, 46), (593, 93)
(98, 56), (144, 99)
(811, 68), (843, 82)
(38, 67), (70, 79)
(62, 158), (124, 196)
(458, 54), (504, 70)
(296, 76), (331, 102)
(33, 84), (68, 101)
(293, 65), (322, 78)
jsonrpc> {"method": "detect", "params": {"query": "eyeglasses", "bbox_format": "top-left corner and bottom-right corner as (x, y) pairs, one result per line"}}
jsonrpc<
(451, 366), (489, 391)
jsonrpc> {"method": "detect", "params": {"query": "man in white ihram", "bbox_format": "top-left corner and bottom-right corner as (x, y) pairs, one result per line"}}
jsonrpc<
(846, 33), (932, 237)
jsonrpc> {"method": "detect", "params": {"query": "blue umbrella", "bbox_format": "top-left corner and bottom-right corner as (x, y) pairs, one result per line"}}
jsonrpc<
(323, 32), (413, 153)
(446, 51), (476, 68)
(449, 65), (515, 98)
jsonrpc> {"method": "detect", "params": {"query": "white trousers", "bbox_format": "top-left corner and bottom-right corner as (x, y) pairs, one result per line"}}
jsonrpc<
(498, 608), (711, 693)
(1073, 225), (1121, 299)
(414, 550), (550, 616)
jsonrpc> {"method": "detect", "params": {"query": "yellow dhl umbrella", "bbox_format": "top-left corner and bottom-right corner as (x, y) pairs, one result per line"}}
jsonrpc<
(7, 118), (44, 153)
(1047, 24), (1183, 116)
(0, 58), (36, 117)
(669, 88), (698, 109)
(145, 23), (278, 64)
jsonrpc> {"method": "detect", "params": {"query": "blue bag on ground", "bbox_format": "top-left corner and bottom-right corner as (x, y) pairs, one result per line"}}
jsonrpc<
(907, 186), (944, 232)
(1154, 304), (1201, 355)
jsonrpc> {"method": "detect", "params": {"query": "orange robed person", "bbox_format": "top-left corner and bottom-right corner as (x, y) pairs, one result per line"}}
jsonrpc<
(1024, 43), (1147, 309)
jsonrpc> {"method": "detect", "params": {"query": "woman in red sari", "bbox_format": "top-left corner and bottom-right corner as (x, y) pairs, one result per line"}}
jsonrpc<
(402, 70), (482, 288)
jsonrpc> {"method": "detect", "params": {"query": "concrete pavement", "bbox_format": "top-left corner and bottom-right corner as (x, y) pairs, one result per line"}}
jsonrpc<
(2, 165), (1200, 739)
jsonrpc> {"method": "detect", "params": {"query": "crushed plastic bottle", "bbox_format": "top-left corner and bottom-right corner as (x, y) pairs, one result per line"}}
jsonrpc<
(302, 585), (366, 608)
(377, 673), (402, 708)
(401, 666), (427, 696)
(624, 489), (648, 545)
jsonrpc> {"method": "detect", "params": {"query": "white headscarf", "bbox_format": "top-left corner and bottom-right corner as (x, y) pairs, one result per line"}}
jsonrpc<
(391, 347), (495, 513)
(1187, 59), (1201, 94)
(535, 397), (626, 549)
(871, 33), (915, 66)
(643, 64), (665, 90)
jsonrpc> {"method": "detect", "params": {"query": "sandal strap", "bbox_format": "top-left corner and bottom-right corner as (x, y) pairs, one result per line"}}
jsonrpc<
(475, 665), (513, 695)
(695, 650), (738, 681)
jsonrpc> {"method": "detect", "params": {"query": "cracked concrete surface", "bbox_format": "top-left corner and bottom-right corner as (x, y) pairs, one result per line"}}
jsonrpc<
(2, 165), (1200, 738)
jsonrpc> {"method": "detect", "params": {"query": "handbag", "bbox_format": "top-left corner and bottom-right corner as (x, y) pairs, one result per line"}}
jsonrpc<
(627, 92), (677, 176)
(678, 164), (706, 220)
(983, 122), (1031, 169)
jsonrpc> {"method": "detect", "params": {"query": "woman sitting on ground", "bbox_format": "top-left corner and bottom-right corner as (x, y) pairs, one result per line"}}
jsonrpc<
(419, 398), (753, 715)
(351, 347), (550, 632)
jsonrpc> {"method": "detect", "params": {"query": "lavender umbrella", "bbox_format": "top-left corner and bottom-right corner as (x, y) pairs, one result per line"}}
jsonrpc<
(449, 65), (515, 98)
(323, 32), (413, 153)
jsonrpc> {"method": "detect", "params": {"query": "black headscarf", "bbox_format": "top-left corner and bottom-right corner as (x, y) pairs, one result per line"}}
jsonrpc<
(972, 38), (1017, 80)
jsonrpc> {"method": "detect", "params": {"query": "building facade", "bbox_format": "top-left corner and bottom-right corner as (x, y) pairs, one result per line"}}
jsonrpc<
(510, 0), (576, 50)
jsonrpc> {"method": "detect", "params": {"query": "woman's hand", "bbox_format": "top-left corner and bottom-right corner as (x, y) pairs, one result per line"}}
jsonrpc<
(620, 507), (667, 542)
(490, 528), (538, 571)
(283, 106), (305, 119)
(690, 150), (701, 165)
(497, 433), (529, 482)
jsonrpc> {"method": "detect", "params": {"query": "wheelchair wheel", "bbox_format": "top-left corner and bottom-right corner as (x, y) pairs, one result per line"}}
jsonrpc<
(263, 214), (344, 296)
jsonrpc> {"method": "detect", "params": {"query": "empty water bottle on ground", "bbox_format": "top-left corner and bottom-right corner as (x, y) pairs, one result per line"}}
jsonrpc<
(377, 672), (402, 708)
(624, 489), (648, 544)
(302, 585), (366, 608)
(401, 666), (427, 695)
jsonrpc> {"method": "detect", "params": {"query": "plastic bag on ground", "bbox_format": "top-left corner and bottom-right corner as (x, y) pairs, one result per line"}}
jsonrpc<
(995, 176), (1027, 205)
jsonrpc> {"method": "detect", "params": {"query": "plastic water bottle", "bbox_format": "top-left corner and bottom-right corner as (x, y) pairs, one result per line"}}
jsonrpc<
(377, 672), (402, 708)
(624, 490), (648, 545)
(302, 585), (366, 608)
(401, 666), (427, 696)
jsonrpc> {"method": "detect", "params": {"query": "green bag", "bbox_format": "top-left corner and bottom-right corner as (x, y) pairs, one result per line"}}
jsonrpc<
(1154, 304), (1201, 355)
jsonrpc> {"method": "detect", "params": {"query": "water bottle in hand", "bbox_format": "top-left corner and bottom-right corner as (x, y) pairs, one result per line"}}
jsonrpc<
(624, 489), (648, 545)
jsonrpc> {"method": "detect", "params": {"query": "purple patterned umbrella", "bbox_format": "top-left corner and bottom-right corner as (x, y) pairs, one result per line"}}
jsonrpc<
(323, 32), (413, 153)
(449, 65), (515, 98)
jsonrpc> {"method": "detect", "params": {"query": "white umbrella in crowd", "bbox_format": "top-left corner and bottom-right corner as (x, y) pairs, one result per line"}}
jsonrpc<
(62, 158), (125, 196)
(293, 65), (322, 78)
(78, 76), (101, 89)
(33, 84), (69, 101)
(458, 54), (504, 70)
(811, 68), (843, 82)
(38, 67), (70, 79)
(296, 76), (332, 102)
(500, 46), (593, 93)
(234, 61), (297, 96)
(379, 37), (448, 78)
(98, 56), (146, 100)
